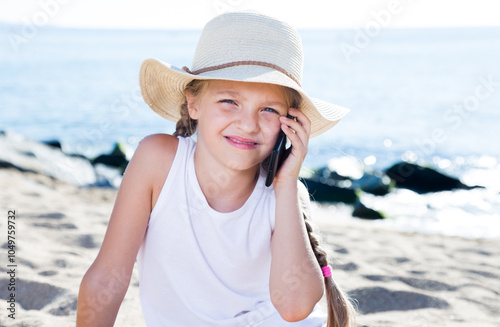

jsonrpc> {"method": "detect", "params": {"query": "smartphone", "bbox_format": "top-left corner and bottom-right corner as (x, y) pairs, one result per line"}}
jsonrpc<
(265, 114), (294, 187)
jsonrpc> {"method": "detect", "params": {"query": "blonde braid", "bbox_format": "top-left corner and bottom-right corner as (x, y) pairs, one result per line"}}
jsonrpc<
(173, 80), (208, 137)
(173, 101), (197, 137)
(283, 85), (356, 325)
(298, 183), (356, 327)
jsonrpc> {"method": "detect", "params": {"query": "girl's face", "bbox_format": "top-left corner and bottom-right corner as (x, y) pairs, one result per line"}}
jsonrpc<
(187, 80), (288, 172)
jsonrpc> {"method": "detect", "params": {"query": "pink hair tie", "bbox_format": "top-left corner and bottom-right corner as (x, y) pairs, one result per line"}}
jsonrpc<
(322, 265), (332, 278)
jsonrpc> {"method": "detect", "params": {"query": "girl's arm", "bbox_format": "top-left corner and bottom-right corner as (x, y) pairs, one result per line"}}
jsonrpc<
(269, 109), (325, 322)
(76, 134), (177, 327)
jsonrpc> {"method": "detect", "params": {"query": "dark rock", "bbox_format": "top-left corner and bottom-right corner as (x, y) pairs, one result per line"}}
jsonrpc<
(313, 163), (392, 196)
(352, 201), (385, 220)
(314, 166), (351, 182)
(355, 172), (392, 196)
(92, 142), (129, 173)
(69, 152), (90, 160)
(385, 161), (481, 194)
(303, 159), (391, 203)
(42, 139), (62, 150)
(0, 131), (96, 186)
(93, 163), (123, 188)
(92, 153), (126, 169)
(0, 160), (35, 172)
(302, 178), (358, 204)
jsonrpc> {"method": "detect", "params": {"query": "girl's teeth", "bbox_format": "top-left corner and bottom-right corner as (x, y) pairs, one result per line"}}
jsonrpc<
(230, 138), (255, 145)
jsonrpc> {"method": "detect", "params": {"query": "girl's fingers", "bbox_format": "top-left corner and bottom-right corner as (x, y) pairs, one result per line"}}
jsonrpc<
(281, 122), (305, 151)
(280, 124), (308, 160)
(288, 108), (311, 136)
(275, 109), (310, 181)
(280, 109), (310, 149)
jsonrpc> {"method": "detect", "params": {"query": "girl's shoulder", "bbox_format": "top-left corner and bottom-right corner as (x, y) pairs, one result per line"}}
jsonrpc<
(131, 134), (179, 207)
(133, 133), (179, 168)
(138, 133), (179, 155)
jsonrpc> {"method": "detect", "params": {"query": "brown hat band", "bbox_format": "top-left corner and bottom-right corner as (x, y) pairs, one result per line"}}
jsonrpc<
(182, 60), (301, 87)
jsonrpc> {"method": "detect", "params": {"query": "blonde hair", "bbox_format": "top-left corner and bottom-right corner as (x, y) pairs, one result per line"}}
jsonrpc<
(174, 79), (356, 326)
(172, 80), (207, 137)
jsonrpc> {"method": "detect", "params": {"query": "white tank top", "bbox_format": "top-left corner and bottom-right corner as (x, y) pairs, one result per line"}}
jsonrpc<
(137, 136), (326, 326)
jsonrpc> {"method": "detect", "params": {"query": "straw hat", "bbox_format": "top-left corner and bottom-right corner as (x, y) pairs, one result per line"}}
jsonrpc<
(139, 11), (349, 137)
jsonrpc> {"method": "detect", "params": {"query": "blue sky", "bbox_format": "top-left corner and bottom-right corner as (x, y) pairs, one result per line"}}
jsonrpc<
(1, 0), (499, 29)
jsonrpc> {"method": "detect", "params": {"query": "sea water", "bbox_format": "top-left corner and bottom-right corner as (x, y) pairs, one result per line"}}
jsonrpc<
(1, 25), (499, 238)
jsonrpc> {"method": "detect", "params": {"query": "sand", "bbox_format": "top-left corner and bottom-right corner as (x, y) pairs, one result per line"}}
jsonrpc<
(1, 167), (499, 326)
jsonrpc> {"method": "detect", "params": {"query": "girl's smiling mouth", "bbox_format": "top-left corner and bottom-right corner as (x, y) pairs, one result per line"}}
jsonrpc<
(224, 135), (259, 149)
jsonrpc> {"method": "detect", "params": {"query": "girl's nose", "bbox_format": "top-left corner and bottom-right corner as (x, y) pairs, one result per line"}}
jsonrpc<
(236, 110), (259, 133)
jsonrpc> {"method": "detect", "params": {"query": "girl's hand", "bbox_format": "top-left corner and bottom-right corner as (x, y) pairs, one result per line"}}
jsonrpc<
(273, 107), (311, 187)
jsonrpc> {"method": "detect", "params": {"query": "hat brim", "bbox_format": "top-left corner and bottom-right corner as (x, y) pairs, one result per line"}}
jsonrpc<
(139, 58), (349, 137)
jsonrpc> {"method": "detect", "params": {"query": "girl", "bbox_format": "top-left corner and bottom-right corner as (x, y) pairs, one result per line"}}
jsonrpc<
(77, 11), (355, 327)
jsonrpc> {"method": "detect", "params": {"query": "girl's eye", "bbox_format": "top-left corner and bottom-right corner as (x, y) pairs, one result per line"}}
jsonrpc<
(262, 107), (279, 114)
(220, 99), (236, 105)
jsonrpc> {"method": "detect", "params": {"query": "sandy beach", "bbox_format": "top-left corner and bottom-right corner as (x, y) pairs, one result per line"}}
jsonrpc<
(1, 167), (499, 327)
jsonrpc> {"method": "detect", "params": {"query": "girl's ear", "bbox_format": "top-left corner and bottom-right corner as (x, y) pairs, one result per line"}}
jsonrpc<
(185, 91), (199, 120)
